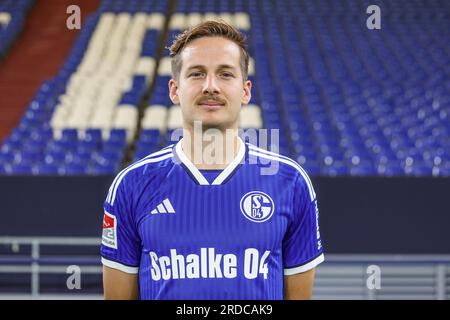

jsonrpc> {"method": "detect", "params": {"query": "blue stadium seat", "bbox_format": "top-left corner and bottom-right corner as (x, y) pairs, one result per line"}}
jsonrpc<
(67, 152), (91, 166)
(78, 139), (99, 153)
(10, 163), (34, 175)
(45, 150), (66, 165)
(109, 129), (127, 143)
(65, 163), (88, 175)
(85, 129), (103, 144)
(36, 163), (60, 175)
(91, 163), (117, 175)
(61, 129), (79, 143)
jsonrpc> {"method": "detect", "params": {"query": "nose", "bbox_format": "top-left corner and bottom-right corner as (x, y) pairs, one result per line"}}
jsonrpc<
(202, 74), (220, 95)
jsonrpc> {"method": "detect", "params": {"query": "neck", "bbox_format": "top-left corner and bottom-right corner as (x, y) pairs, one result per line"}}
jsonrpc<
(181, 126), (241, 170)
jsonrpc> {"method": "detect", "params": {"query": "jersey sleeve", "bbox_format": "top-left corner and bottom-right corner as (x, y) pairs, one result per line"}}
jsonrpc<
(101, 174), (141, 274)
(282, 171), (324, 275)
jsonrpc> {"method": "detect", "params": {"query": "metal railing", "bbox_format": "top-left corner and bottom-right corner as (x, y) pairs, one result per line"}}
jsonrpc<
(313, 254), (450, 300)
(0, 237), (102, 299)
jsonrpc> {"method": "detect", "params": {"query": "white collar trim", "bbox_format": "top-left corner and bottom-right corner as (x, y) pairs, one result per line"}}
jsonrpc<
(175, 137), (245, 185)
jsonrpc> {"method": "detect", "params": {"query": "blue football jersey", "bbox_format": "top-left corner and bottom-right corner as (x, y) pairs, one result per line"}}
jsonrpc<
(101, 138), (324, 299)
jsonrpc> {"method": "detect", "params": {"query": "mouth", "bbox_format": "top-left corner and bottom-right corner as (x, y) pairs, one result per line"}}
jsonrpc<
(198, 101), (226, 110)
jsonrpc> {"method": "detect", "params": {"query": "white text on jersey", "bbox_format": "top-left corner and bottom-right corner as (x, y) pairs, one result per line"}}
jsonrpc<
(149, 248), (270, 281)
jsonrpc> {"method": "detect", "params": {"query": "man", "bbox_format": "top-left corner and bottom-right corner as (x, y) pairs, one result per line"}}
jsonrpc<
(101, 20), (324, 300)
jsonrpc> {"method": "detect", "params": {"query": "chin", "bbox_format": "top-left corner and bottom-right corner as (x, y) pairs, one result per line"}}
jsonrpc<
(200, 120), (227, 130)
(192, 116), (233, 131)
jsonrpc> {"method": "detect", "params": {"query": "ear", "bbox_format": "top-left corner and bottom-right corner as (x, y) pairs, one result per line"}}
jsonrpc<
(241, 80), (252, 105)
(168, 79), (180, 105)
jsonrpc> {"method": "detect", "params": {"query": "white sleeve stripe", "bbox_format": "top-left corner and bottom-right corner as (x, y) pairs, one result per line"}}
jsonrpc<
(109, 153), (174, 206)
(106, 147), (173, 203)
(284, 254), (325, 275)
(101, 257), (139, 274)
(248, 144), (283, 157)
(248, 144), (316, 200)
(248, 151), (316, 201)
(106, 147), (174, 203)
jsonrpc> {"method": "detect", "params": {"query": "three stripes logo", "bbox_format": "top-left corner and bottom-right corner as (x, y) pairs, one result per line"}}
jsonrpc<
(151, 198), (176, 214)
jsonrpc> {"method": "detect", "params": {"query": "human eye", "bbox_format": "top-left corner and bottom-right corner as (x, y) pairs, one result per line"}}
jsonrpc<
(188, 71), (204, 78)
(221, 72), (234, 78)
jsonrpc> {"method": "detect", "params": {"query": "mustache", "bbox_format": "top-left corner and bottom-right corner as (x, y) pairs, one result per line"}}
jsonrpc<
(196, 96), (226, 105)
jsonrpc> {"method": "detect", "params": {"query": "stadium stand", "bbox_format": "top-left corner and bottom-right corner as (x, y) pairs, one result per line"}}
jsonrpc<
(1, 0), (449, 176)
(0, 0), (169, 175)
(0, 0), (449, 301)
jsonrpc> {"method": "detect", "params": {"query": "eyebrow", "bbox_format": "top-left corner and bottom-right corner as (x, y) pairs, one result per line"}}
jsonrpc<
(185, 64), (237, 71)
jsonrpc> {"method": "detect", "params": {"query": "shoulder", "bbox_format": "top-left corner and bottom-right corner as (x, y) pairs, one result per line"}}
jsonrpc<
(105, 144), (175, 206)
(246, 143), (316, 201)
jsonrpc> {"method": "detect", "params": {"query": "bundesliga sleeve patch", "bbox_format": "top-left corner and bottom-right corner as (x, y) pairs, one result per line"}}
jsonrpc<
(102, 211), (117, 249)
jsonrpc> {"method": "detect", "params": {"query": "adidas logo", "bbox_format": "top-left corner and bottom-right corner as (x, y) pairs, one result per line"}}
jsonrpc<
(151, 198), (176, 214)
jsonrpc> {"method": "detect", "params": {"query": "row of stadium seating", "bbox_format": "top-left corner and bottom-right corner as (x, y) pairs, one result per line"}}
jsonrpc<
(211, 0), (445, 177)
(0, 0), (34, 59)
(137, 0), (449, 176)
(0, 126), (127, 175)
(246, 0), (449, 176)
(0, 1), (265, 176)
(0, 0), (449, 176)
(1, 0), (169, 175)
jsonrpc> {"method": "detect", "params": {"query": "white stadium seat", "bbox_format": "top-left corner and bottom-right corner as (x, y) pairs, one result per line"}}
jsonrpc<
(114, 106), (138, 128)
(157, 57), (172, 76)
(170, 13), (186, 30)
(167, 105), (183, 129)
(248, 57), (255, 76)
(240, 104), (262, 128)
(234, 13), (251, 30)
(142, 105), (168, 131)
(148, 13), (165, 30)
(135, 57), (155, 83)
(186, 13), (202, 28)
(219, 13), (234, 25)
(0, 12), (11, 26)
